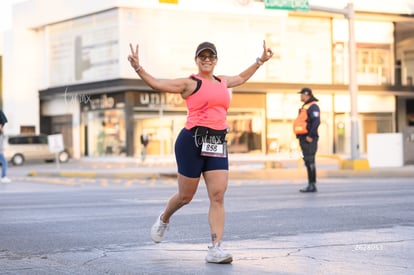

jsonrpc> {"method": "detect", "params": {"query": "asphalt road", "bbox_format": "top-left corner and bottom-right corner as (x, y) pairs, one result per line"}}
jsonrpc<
(0, 176), (413, 274)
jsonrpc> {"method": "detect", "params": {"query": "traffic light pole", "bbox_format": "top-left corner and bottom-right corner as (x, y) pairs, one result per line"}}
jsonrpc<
(309, 3), (360, 160)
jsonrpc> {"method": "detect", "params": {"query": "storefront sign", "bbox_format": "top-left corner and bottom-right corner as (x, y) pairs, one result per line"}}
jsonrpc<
(90, 94), (115, 110)
(264, 0), (309, 11)
(81, 93), (125, 111)
(139, 92), (183, 106)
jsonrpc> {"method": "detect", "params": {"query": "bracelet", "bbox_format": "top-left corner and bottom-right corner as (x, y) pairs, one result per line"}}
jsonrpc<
(135, 66), (142, 73)
(256, 57), (264, 66)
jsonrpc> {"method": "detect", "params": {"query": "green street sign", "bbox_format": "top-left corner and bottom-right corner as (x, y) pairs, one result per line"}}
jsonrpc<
(264, 0), (309, 12)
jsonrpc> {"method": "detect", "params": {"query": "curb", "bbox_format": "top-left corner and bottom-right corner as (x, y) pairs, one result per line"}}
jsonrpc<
(230, 169), (414, 179)
(27, 168), (414, 179)
(27, 170), (177, 179)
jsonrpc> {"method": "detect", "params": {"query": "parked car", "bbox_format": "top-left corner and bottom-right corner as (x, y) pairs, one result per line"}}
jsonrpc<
(3, 134), (70, 166)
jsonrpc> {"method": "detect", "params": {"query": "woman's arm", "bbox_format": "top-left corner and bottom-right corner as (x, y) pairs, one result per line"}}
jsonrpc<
(219, 40), (273, 88)
(128, 43), (194, 95)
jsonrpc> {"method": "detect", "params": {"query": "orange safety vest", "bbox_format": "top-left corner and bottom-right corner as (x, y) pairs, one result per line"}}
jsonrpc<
(293, 102), (315, 135)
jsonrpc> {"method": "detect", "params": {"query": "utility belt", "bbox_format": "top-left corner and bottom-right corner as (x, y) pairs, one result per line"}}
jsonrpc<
(190, 126), (229, 158)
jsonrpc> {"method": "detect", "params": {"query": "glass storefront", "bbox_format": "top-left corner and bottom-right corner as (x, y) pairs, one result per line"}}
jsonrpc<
(267, 113), (332, 157)
(80, 93), (126, 157)
(83, 109), (126, 157)
(333, 94), (396, 155)
(334, 112), (394, 155)
(77, 90), (397, 158)
(132, 109), (265, 157)
(133, 109), (187, 156)
(125, 92), (267, 157)
(266, 93), (333, 157)
(226, 111), (264, 154)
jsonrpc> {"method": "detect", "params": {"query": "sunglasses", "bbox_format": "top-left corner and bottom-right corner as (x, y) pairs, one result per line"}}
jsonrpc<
(198, 54), (217, 61)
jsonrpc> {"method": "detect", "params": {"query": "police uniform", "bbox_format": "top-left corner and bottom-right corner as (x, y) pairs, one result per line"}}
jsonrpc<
(294, 88), (320, 192)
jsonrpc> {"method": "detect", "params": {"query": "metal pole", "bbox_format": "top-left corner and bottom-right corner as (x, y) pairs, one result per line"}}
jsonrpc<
(159, 107), (164, 156)
(310, 3), (359, 160)
(346, 3), (360, 159)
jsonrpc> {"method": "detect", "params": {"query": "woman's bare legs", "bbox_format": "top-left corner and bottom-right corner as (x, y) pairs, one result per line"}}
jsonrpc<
(203, 169), (228, 245)
(160, 173), (200, 223)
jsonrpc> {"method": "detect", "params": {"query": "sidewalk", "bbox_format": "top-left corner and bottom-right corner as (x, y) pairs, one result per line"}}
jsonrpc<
(25, 154), (414, 179)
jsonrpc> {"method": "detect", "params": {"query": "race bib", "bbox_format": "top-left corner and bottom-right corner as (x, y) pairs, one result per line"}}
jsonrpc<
(200, 141), (227, 158)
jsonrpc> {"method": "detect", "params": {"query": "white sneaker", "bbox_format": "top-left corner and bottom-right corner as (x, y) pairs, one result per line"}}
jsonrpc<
(150, 213), (169, 243)
(0, 177), (11, 183)
(205, 242), (233, 264)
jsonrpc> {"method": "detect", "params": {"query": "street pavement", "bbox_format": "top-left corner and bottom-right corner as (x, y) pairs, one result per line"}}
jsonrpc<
(1, 154), (414, 275)
(1, 177), (413, 275)
(8, 153), (414, 180)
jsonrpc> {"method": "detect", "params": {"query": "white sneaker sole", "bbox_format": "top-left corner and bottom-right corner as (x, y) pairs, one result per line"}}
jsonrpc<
(206, 256), (233, 264)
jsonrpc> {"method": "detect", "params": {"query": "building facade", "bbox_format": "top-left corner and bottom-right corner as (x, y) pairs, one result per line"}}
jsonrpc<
(2, 0), (414, 160)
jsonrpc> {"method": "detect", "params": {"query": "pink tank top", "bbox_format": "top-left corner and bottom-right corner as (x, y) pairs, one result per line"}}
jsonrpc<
(185, 75), (230, 130)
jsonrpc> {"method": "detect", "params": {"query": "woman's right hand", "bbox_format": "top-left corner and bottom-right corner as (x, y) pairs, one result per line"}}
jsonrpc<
(128, 43), (141, 72)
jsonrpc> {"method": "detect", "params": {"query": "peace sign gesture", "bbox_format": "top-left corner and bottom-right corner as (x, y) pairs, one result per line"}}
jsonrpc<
(128, 43), (141, 72)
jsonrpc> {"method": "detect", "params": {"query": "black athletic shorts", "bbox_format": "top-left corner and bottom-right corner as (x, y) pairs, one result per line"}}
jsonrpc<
(175, 128), (228, 178)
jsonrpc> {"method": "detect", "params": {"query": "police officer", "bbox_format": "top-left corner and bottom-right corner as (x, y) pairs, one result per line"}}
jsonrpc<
(293, 88), (320, 192)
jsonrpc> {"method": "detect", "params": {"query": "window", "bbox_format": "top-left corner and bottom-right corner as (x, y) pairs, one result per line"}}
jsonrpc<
(357, 43), (391, 85)
(403, 50), (414, 86)
(20, 126), (35, 134)
(9, 137), (29, 145)
(8, 135), (48, 145)
(333, 43), (392, 85)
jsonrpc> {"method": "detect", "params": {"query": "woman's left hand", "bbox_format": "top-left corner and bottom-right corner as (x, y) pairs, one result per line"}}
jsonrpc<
(259, 40), (273, 63)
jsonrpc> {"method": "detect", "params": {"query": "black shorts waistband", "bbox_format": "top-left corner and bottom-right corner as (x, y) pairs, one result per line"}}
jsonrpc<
(189, 126), (229, 136)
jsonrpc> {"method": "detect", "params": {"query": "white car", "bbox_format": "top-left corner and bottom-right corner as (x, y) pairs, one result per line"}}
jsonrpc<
(3, 134), (70, 166)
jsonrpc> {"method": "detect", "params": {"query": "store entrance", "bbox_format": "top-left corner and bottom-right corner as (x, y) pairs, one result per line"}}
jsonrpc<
(134, 110), (186, 157)
(82, 109), (126, 157)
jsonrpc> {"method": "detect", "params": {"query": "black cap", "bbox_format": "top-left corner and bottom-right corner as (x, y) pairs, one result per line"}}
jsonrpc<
(298, 87), (313, 96)
(195, 42), (217, 57)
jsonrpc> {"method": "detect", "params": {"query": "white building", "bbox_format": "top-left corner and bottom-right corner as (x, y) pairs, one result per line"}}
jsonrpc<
(1, 0), (414, 160)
